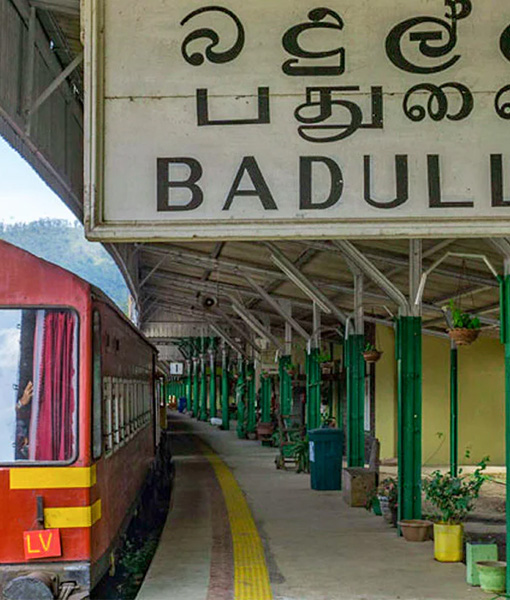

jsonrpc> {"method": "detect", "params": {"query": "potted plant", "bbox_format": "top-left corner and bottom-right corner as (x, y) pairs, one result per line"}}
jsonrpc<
(476, 561), (507, 594)
(317, 353), (334, 374)
(363, 343), (382, 363)
(398, 518), (433, 542)
(365, 488), (382, 516)
(423, 458), (488, 562)
(291, 436), (310, 474)
(447, 300), (481, 346)
(377, 477), (398, 526)
(285, 363), (297, 377)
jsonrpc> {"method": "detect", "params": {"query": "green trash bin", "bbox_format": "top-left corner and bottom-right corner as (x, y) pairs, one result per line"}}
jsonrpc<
(309, 428), (343, 491)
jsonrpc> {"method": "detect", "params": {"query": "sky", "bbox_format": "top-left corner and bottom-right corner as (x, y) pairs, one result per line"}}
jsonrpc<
(0, 137), (75, 224)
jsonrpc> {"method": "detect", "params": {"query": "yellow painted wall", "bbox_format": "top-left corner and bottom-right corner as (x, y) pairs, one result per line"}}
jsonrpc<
(375, 325), (397, 460)
(457, 337), (504, 465)
(375, 325), (505, 466)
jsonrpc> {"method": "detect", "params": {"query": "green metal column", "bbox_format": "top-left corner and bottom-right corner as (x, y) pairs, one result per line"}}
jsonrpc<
(337, 366), (344, 433)
(278, 355), (292, 416)
(192, 357), (199, 418)
(499, 274), (510, 593)
(186, 361), (192, 411)
(236, 356), (247, 439)
(345, 334), (365, 467)
(306, 347), (321, 431)
(246, 361), (256, 435)
(208, 337), (217, 419)
(199, 337), (208, 421)
(261, 374), (271, 424)
(397, 316), (422, 522)
(450, 344), (458, 477)
(192, 337), (200, 418)
(221, 346), (230, 430)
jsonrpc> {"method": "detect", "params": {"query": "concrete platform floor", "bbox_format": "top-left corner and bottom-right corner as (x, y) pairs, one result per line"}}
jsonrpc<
(138, 413), (487, 600)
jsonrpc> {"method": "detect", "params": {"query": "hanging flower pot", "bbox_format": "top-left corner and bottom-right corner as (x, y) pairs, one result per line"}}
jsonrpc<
(363, 344), (382, 363)
(447, 328), (480, 346)
(447, 301), (481, 346)
(363, 349), (382, 363)
(320, 361), (334, 374)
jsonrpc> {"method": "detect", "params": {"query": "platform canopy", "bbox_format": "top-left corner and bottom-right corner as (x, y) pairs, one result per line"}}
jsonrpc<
(0, 0), (507, 344)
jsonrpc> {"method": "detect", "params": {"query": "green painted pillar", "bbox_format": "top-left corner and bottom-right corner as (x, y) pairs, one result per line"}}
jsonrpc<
(199, 337), (208, 421)
(346, 334), (365, 467)
(192, 358), (199, 418)
(192, 338), (200, 418)
(278, 355), (292, 416)
(221, 346), (230, 430)
(261, 374), (271, 424)
(208, 337), (217, 419)
(397, 316), (422, 522)
(306, 348), (321, 431)
(450, 344), (458, 477)
(498, 274), (510, 593)
(236, 356), (247, 439)
(246, 361), (256, 434)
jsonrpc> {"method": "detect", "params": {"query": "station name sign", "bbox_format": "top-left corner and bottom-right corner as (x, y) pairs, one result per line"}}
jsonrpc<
(84, 0), (510, 240)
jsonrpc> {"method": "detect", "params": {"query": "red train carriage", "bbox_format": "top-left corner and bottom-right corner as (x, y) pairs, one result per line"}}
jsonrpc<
(0, 240), (160, 599)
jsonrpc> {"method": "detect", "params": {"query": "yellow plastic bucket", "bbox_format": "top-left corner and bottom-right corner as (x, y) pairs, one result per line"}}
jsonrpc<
(433, 523), (463, 562)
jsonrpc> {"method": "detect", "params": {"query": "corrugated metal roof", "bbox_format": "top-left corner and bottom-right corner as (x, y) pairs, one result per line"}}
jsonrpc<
(37, 3), (503, 344)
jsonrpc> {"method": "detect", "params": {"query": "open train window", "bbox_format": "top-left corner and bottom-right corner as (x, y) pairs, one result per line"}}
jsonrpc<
(92, 311), (102, 460)
(0, 308), (78, 464)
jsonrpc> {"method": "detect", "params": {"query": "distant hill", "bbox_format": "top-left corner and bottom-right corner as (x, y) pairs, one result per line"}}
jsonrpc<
(0, 219), (129, 311)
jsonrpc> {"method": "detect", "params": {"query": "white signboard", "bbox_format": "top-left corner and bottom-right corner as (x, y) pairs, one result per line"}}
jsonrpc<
(84, 0), (510, 240)
(169, 362), (184, 375)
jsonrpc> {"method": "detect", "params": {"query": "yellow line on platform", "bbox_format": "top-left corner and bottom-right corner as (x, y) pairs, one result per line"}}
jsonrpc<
(200, 442), (273, 600)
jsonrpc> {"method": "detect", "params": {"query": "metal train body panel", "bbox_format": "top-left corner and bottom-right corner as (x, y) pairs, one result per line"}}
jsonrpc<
(0, 240), (157, 592)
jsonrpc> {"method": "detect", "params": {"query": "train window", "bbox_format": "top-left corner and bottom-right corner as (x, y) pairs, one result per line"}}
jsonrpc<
(136, 382), (141, 428)
(103, 377), (113, 455)
(131, 384), (136, 433)
(119, 380), (125, 443)
(0, 308), (78, 464)
(92, 311), (102, 459)
(113, 378), (120, 448)
(125, 382), (131, 438)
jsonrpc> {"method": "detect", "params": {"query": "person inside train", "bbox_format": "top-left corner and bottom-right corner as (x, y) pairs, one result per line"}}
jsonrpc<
(0, 308), (77, 463)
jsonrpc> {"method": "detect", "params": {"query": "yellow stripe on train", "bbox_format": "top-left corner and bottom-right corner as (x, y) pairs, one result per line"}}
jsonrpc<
(10, 465), (97, 490)
(43, 499), (102, 529)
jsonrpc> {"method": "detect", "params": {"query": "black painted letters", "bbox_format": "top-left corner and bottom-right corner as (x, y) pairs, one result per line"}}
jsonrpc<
(223, 157), (278, 210)
(300, 157), (343, 209)
(157, 158), (204, 212)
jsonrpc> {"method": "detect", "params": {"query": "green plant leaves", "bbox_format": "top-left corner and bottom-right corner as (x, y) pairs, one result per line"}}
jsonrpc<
(448, 300), (481, 330)
(422, 457), (489, 523)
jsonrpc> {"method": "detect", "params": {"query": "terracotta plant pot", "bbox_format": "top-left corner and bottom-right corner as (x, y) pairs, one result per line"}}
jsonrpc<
(447, 328), (480, 346)
(363, 350), (382, 363)
(398, 519), (433, 542)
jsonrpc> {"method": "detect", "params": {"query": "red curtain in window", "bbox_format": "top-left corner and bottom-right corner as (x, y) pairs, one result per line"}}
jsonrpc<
(34, 311), (76, 461)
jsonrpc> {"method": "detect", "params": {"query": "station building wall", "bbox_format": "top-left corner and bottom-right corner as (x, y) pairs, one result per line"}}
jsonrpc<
(375, 325), (505, 466)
